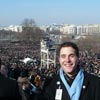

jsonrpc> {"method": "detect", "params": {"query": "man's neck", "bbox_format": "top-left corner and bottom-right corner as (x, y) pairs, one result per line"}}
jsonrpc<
(66, 68), (80, 78)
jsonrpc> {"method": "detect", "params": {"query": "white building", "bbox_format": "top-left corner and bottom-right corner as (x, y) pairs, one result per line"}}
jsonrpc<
(77, 24), (100, 35)
(1, 25), (23, 32)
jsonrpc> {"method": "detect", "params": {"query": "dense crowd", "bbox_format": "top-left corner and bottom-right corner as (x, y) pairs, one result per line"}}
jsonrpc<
(0, 41), (100, 100)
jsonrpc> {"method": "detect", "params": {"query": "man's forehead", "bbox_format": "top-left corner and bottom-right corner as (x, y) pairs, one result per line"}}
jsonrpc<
(60, 47), (75, 52)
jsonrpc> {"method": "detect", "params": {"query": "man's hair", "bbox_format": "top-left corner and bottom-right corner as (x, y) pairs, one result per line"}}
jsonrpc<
(57, 42), (79, 57)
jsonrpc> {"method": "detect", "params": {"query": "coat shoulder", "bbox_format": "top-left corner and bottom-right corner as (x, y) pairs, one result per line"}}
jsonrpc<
(84, 71), (100, 83)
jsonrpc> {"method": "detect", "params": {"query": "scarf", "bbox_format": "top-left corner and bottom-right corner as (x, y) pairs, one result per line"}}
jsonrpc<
(60, 68), (84, 100)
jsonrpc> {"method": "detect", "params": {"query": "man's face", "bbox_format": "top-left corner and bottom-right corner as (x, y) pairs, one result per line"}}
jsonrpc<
(59, 47), (78, 77)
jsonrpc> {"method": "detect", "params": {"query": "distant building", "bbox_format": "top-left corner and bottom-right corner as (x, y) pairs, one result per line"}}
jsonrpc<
(1, 25), (22, 32)
(77, 24), (100, 35)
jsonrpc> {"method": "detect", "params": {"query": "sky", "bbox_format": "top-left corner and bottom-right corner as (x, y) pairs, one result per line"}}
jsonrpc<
(0, 0), (100, 26)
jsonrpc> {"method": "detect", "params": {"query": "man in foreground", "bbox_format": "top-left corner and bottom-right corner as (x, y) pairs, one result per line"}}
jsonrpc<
(42, 42), (100, 100)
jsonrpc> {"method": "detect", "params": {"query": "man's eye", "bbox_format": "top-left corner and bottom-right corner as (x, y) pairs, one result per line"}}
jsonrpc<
(61, 55), (65, 58)
(70, 54), (75, 57)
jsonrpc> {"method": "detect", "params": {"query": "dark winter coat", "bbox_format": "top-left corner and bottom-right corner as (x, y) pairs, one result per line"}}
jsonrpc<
(0, 73), (22, 100)
(42, 71), (100, 100)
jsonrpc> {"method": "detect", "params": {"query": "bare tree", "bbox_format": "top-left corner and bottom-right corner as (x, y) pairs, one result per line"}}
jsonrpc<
(21, 18), (35, 27)
(77, 35), (100, 52)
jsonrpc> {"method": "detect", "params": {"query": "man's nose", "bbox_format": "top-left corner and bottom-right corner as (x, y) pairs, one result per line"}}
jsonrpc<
(65, 56), (70, 62)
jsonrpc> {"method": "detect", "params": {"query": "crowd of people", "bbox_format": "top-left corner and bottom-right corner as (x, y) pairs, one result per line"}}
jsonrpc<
(0, 41), (100, 100)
